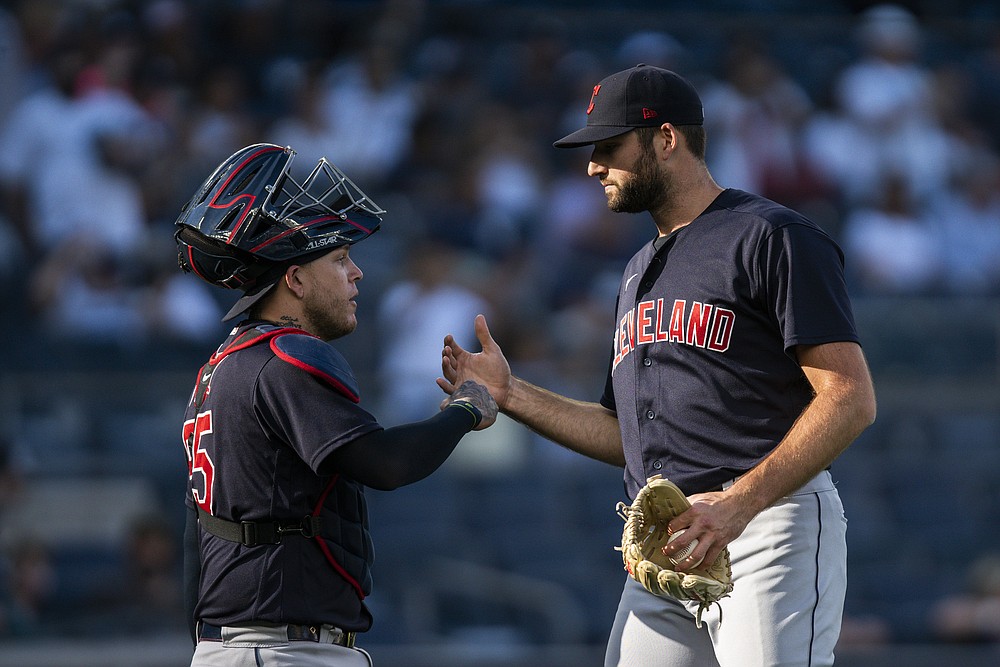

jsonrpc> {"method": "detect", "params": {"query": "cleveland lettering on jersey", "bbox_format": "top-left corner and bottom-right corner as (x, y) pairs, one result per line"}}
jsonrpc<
(612, 298), (736, 373)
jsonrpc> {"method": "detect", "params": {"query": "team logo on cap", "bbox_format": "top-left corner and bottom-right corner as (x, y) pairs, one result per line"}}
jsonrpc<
(587, 84), (601, 114)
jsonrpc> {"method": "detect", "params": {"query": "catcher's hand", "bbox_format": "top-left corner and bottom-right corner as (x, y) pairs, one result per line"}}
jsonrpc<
(616, 475), (734, 627)
(442, 380), (498, 430)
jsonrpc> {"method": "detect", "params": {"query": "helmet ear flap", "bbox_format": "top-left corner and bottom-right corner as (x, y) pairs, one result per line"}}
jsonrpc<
(175, 226), (273, 290)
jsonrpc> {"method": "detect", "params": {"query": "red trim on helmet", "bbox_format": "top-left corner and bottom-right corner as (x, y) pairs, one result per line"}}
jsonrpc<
(207, 145), (285, 243)
(208, 193), (256, 241)
(248, 216), (375, 254)
(249, 216), (339, 253)
(187, 246), (210, 282)
(335, 217), (374, 234)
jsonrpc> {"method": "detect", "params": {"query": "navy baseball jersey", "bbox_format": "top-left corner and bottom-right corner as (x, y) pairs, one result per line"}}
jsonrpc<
(182, 322), (382, 632)
(601, 189), (859, 499)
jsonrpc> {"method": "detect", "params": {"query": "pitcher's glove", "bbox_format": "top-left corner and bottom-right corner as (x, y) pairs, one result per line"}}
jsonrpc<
(615, 475), (734, 627)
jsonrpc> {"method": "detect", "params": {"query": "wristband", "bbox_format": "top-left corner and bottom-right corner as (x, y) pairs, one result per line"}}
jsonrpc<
(447, 399), (483, 429)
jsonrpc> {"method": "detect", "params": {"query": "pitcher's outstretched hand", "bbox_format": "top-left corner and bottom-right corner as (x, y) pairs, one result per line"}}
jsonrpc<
(438, 314), (512, 410)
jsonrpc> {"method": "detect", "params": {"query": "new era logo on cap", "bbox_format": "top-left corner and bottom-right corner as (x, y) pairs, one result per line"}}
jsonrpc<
(555, 64), (704, 148)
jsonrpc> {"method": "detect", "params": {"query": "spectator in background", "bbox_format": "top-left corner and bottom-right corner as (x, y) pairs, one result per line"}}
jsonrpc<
(184, 64), (258, 176)
(72, 6), (143, 98)
(0, 441), (21, 511)
(931, 553), (1000, 643)
(66, 103), (161, 256)
(21, 91), (166, 344)
(1, 44), (161, 261)
(29, 238), (148, 344)
(701, 37), (818, 207)
(321, 42), (422, 187)
(144, 257), (227, 344)
(0, 7), (25, 128)
(614, 30), (688, 73)
(266, 62), (339, 179)
(0, 442), (40, 639)
(0, 44), (86, 258)
(376, 241), (491, 423)
(392, 37), (492, 252)
(929, 150), (1000, 295)
(804, 4), (956, 208)
(319, 6), (425, 190)
(467, 104), (549, 258)
(139, 0), (200, 88)
(842, 171), (945, 295)
(0, 439), (24, 545)
(113, 514), (186, 635)
(965, 23), (1000, 154)
(535, 164), (648, 310)
(0, 539), (56, 638)
(29, 232), (225, 346)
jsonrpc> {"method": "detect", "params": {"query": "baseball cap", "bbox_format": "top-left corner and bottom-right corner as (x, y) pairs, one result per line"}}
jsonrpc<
(553, 64), (704, 148)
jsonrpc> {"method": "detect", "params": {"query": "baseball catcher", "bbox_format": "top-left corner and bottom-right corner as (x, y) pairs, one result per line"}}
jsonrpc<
(616, 475), (734, 627)
(174, 143), (497, 666)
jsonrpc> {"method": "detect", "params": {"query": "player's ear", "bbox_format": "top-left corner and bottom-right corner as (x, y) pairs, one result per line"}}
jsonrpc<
(283, 264), (306, 298)
(658, 123), (678, 157)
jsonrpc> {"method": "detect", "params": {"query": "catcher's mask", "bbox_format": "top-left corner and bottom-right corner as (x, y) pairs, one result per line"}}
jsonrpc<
(174, 143), (384, 321)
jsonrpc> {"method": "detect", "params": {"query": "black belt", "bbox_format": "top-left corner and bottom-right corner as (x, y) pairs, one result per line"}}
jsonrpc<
(198, 622), (356, 648)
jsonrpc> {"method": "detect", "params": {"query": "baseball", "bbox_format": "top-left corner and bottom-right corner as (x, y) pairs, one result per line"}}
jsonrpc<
(667, 530), (702, 568)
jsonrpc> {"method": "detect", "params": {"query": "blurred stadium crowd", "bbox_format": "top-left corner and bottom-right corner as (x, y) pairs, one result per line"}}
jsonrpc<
(2, 0), (1000, 657)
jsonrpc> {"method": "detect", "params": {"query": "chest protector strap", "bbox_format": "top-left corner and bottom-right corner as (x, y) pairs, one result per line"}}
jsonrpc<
(196, 506), (322, 546)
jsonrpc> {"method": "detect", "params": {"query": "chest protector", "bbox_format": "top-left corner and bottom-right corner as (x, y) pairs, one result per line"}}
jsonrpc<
(190, 325), (373, 599)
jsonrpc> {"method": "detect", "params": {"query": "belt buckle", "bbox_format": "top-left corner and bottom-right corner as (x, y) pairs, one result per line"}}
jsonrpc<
(299, 624), (356, 647)
(324, 625), (356, 647)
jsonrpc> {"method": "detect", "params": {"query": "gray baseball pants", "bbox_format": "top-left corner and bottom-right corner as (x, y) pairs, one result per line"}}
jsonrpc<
(605, 470), (848, 667)
(190, 623), (373, 667)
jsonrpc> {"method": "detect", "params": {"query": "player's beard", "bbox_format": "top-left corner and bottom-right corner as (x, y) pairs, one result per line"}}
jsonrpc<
(607, 143), (668, 214)
(304, 296), (357, 341)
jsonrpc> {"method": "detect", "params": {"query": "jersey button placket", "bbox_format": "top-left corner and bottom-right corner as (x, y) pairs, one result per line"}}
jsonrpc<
(637, 249), (667, 481)
(636, 393), (658, 479)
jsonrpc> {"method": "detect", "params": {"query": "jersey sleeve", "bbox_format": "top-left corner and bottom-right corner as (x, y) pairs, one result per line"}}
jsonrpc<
(759, 222), (860, 352)
(254, 351), (382, 473)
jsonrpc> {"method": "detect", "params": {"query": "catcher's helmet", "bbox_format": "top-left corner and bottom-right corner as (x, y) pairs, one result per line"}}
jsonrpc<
(175, 143), (384, 320)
